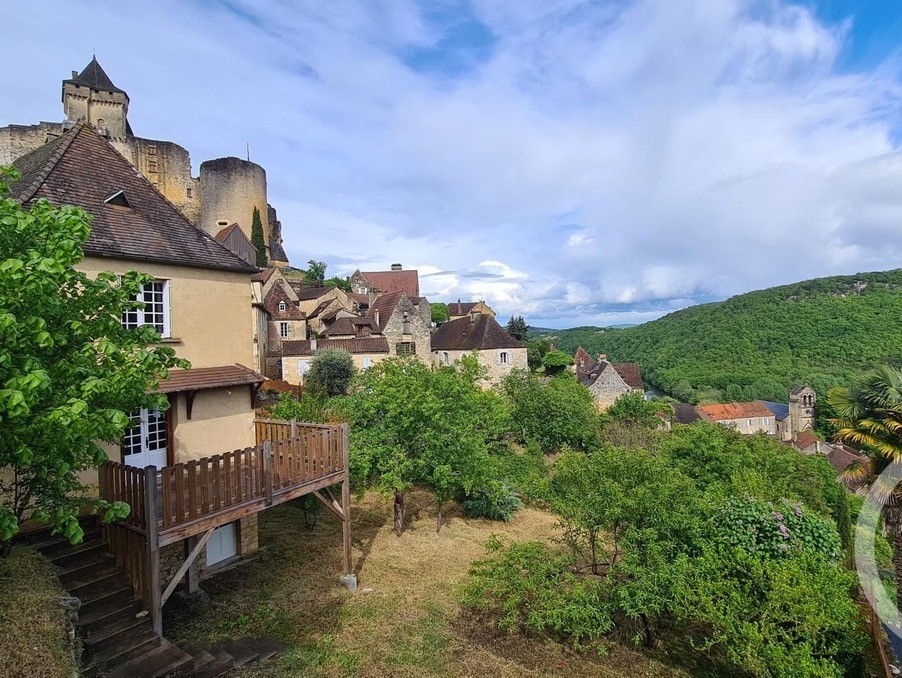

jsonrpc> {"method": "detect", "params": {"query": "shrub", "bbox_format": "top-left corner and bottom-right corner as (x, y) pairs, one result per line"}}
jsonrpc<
(307, 348), (356, 396)
(461, 482), (523, 522)
(268, 391), (328, 423)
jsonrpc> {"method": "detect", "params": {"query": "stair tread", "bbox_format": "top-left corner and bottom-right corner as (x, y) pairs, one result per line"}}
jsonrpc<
(32, 531), (102, 554)
(47, 539), (106, 562)
(78, 598), (142, 628)
(177, 641), (217, 671)
(61, 563), (119, 589)
(79, 582), (132, 607)
(103, 640), (193, 678)
(83, 613), (151, 646)
(192, 641), (235, 678)
(237, 636), (289, 661)
(217, 639), (259, 667)
(70, 570), (124, 596)
(90, 627), (160, 667)
(57, 549), (115, 575)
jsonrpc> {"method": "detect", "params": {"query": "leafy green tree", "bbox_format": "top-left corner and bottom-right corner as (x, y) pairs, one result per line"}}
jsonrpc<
(526, 337), (552, 371)
(506, 315), (528, 341)
(268, 390), (328, 424)
(431, 302), (449, 326)
(306, 348), (356, 396)
(305, 259), (327, 285)
(337, 356), (505, 534)
(604, 390), (667, 429)
(828, 366), (902, 607)
(250, 206), (267, 268)
(323, 275), (351, 292)
(0, 168), (186, 553)
(540, 349), (573, 376)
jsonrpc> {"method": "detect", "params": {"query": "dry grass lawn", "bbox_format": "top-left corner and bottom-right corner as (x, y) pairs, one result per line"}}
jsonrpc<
(0, 546), (77, 678)
(166, 490), (690, 677)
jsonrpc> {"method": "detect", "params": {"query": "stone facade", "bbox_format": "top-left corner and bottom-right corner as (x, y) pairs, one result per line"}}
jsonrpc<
(0, 122), (63, 165)
(788, 386), (816, 435)
(433, 347), (528, 386)
(380, 294), (432, 363)
(586, 363), (637, 409)
(199, 157), (268, 246)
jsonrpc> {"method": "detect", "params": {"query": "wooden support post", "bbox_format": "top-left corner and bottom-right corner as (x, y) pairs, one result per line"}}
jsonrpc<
(263, 439), (273, 507)
(162, 528), (214, 606)
(185, 535), (199, 595)
(143, 466), (163, 637)
(290, 418), (298, 438)
(340, 423), (352, 575)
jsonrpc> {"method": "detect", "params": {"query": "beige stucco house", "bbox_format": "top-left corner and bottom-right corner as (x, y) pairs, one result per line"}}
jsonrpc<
(10, 121), (265, 571)
(281, 338), (390, 386)
(431, 315), (526, 386)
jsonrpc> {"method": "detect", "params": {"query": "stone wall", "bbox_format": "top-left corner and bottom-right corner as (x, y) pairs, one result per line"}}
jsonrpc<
(383, 295), (431, 363)
(199, 157), (269, 245)
(0, 122), (63, 164)
(718, 416), (777, 436)
(131, 137), (201, 224)
(587, 367), (636, 409)
(239, 515), (259, 555)
(433, 347), (527, 387)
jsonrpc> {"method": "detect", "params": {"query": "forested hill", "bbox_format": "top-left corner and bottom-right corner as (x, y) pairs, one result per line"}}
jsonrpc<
(541, 270), (902, 403)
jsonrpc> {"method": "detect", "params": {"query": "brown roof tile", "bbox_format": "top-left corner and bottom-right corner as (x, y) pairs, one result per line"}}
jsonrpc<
(696, 401), (775, 421)
(367, 292), (404, 332)
(613, 363), (644, 390)
(360, 270), (419, 297)
(281, 338), (389, 356)
(10, 123), (256, 273)
(432, 315), (524, 351)
(157, 364), (264, 393)
(793, 431), (820, 450)
(448, 301), (478, 316)
(263, 283), (304, 320)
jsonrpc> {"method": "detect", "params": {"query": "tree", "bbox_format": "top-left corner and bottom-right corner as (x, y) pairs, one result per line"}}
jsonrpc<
(0, 168), (186, 554)
(337, 357), (504, 534)
(506, 316), (528, 341)
(250, 206), (267, 268)
(541, 349), (573, 376)
(828, 366), (902, 610)
(431, 302), (449, 326)
(306, 348), (356, 396)
(526, 337), (552, 371)
(604, 390), (668, 429)
(323, 275), (351, 292)
(305, 259), (327, 286)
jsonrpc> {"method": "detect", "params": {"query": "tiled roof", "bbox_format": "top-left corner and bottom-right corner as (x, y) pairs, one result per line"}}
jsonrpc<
(574, 346), (594, 380)
(360, 270), (419, 297)
(64, 57), (127, 95)
(263, 283), (304, 319)
(793, 431), (820, 450)
(674, 403), (701, 424)
(214, 223), (240, 242)
(790, 385), (812, 395)
(349, 293), (370, 307)
(827, 445), (868, 477)
(325, 316), (377, 337)
(613, 363), (644, 390)
(367, 292), (404, 332)
(281, 338), (389, 356)
(696, 401), (775, 421)
(157, 364), (264, 393)
(761, 401), (790, 421)
(10, 123), (257, 273)
(251, 268), (278, 284)
(448, 301), (478, 316)
(295, 286), (334, 301)
(432, 315), (524, 351)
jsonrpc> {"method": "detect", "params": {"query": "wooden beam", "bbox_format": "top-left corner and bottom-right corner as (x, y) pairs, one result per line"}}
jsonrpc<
(312, 489), (344, 521)
(144, 467), (163, 636)
(161, 528), (214, 606)
(185, 390), (198, 420)
(185, 535), (199, 595)
(158, 498), (265, 546)
(263, 440), (273, 507)
(341, 422), (352, 575)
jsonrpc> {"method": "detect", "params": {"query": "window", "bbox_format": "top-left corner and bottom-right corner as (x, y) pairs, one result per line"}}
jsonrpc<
(443, 352), (450, 365)
(122, 280), (170, 338)
(279, 322), (289, 338)
(499, 351), (510, 365)
(147, 145), (157, 155)
(122, 407), (168, 468)
(278, 301), (286, 312)
(361, 356), (372, 369)
(186, 187), (193, 198)
(298, 359), (311, 376)
(148, 159), (158, 173)
(396, 342), (415, 356)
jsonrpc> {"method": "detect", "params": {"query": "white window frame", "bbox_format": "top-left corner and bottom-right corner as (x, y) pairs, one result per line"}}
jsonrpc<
(278, 301), (286, 312)
(361, 356), (372, 369)
(122, 280), (171, 338)
(499, 351), (509, 365)
(122, 406), (168, 467)
(279, 322), (290, 338)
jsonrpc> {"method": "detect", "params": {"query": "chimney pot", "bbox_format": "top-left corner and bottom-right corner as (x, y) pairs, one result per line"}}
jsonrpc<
(72, 70), (78, 78)
(599, 354), (607, 362)
(391, 263), (402, 271)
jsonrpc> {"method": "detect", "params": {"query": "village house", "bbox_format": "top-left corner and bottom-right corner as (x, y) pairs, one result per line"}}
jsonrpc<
(367, 291), (433, 363)
(695, 401), (777, 435)
(294, 285), (359, 337)
(281, 338), (390, 385)
(574, 348), (645, 409)
(350, 264), (431, 327)
(431, 314), (527, 386)
(447, 299), (495, 320)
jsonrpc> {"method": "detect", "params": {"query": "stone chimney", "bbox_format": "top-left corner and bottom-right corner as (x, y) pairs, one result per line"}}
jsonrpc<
(598, 353), (607, 362)
(391, 263), (402, 271)
(374, 310), (380, 327)
(310, 339), (317, 351)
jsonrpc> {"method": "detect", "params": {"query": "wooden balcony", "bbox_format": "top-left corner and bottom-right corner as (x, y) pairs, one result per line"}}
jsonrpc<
(97, 420), (351, 636)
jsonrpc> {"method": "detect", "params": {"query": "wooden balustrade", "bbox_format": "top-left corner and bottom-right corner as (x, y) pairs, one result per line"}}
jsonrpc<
(98, 462), (150, 604)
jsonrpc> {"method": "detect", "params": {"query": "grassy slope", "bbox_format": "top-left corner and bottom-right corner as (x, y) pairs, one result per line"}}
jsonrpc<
(542, 270), (902, 402)
(167, 492), (687, 677)
(0, 546), (77, 678)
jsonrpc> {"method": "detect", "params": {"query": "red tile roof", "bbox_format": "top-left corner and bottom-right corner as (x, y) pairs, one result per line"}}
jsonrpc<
(157, 364), (264, 393)
(431, 315), (524, 351)
(696, 401), (775, 421)
(448, 301), (479, 316)
(360, 270), (419, 297)
(366, 292), (404, 332)
(263, 283), (304, 320)
(281, 338), (389, 356)
(793, 431), (820, 450)
(10, 123), (257, 273)
(613, 363), (644, 390)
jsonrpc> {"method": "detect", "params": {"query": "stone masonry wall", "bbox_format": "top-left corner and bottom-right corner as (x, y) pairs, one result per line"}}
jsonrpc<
(0, 122), (63, 164)
(199, 157), (269, 244)
(433, 347), (527, 387)
(588, 367), (635, 409)
(383, 295), (431, 363)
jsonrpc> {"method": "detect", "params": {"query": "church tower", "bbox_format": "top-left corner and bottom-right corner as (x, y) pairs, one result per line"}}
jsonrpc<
(788, 385), (816, 435)
(62, 57), (130, 139)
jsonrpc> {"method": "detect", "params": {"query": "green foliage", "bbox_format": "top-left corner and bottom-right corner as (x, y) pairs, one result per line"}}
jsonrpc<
(603, 390), (668, 429)
(488, 441), (551, 503)
(431, 302), (449, 326)
(268, 391), (328, 424)
(461, 482), (523, 522)
(505, 315), (528, 341)
(307, 348), (356, 396)
(526, 338), (552, 371)
(543, 270), (902, 402)
(540, 349), (573, 375)
(323, 276), (351, 292)
(461, 539), (613, 651)
(500, 369), (599, 452)
(0, 168), (186, 549)
(305, 259), (327, 285)
(250, 206), (267, 267)
(336, 356), (505, 531)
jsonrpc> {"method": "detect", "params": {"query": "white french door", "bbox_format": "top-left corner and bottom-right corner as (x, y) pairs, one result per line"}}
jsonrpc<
(122, 407), (168, 469)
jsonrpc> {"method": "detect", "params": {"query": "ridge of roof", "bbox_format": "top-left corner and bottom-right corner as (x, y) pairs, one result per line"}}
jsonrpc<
(11, 121), (83, 203)
(432, 314), (524, 351)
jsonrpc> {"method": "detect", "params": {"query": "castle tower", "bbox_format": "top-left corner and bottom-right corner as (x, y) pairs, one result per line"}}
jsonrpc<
(199, 157), (269, 251)
(789, 385), (816, 435)
(62, 57), (130, 138)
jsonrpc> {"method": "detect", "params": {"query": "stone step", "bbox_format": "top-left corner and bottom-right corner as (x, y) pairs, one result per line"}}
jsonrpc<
(104, 639), (193, 678)
(176, 641), (217, 673)
(191, 641), (235, 678)
(88, 627), (161, 672)
(237, 636), (290, 662)
(218, 639), (259, 668)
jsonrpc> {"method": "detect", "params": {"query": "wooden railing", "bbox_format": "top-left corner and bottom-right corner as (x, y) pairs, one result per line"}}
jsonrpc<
(254, 417), (334, 445)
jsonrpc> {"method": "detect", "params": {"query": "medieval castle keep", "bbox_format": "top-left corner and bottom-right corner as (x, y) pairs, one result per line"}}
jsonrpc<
(0, 57), (289, 266)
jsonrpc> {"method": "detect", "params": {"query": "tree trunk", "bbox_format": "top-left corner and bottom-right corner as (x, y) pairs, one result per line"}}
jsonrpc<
(436, 503), (443, 534)
(394, 490), (405, 536)
(894, 529), (902, 614)
(639, 613), (654, 648)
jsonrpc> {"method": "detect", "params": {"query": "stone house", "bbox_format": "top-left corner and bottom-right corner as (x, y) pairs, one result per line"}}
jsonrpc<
(431, 315), (527, 386)
(762, 386), (817, 441)
(577, 352), (645, 409)
(294, 286), (359, 337)
(367, 291), (432, 363)
(695, 401), (777, 435)
(350, 264), (431, 327)
(281, 338), (390, 385)
(448, 300), (495, 320)
(261, 278), (307, 378)
(10, 121), (265, 578)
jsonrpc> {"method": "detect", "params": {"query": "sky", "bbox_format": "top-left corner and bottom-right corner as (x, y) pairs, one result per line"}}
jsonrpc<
(1, 0), (901, 328)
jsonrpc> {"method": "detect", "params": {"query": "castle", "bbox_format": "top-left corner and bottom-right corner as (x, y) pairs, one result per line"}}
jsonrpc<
(0, 57), (289, 265)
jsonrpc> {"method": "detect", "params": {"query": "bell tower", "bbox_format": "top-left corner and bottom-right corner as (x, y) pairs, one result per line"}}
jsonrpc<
(788, 385), (816, 435)
(62, 57), (130, 139)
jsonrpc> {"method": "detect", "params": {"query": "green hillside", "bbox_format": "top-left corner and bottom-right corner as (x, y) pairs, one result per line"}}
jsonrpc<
(541, 270), (902, 403)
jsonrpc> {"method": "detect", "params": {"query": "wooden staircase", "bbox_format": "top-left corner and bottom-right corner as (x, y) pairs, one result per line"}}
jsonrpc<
(29, 523), (287, 676)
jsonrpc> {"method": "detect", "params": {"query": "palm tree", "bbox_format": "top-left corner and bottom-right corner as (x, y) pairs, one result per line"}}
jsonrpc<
(828, 366), (902, 610)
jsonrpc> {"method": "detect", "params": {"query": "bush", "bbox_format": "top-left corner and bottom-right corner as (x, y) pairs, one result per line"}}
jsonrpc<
(268, 391), (328, 423)
(461, 482), (523, 522)
(307, 348), (356, 396)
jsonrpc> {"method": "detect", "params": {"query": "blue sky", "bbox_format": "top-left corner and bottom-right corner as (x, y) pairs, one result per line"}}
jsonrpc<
(2, 1), (901, 328)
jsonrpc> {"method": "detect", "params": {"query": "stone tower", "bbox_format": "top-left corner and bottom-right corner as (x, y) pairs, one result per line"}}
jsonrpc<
(789, 385), (816, 435)
(199, 157), (269, 250)
(62, 57), (130, 139)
